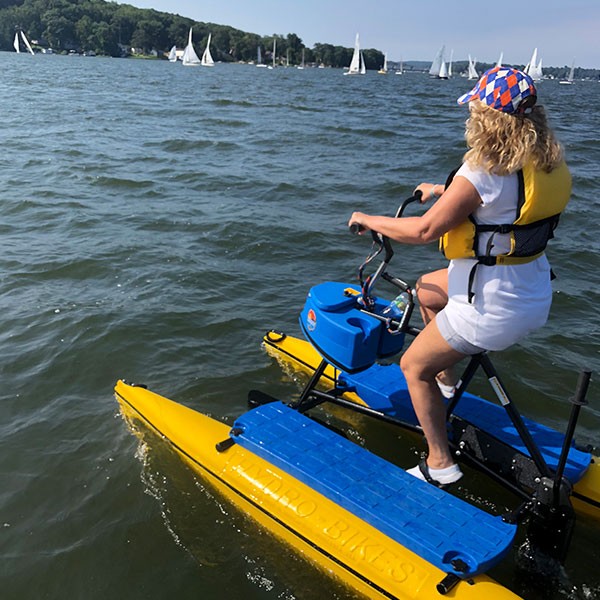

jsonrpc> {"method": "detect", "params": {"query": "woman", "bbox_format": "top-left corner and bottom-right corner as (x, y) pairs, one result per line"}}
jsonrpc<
(348, 67), (571, 486)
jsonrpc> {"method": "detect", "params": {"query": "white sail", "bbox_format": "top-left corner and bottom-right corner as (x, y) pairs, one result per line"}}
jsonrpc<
(467, 54), (478, 80)
(345, 33), (361, 75)
(524, 48), (543, 80)
(271, 38), (276, 68)
(20, 31), (34, 54)
(13, 32), (20, 53)
(447, 49), (453, 77)
(395, 57), (403, 75)
(535, 58), (543, 80)
(182, 28), (201, 66)
(201, 33), (214, 66)
(438, 61), (448, 79)
(256, 46), (267, 67)
(429, 45), (445, 77)
(297, 48), (305, 69)
(524, 48), (536, 74)
(496, 52), (503, 67)
(360, 51), (366, 74)
(168, 45), (177, 62)
(560, 61), (575, 85)
(378, 52), (388, 74)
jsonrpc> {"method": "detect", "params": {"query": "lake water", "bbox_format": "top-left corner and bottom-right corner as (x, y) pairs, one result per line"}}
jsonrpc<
(1, 52), (599, 599)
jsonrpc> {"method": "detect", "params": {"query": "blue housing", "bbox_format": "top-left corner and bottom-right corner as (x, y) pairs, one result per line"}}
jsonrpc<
(299, 282), (405, 372)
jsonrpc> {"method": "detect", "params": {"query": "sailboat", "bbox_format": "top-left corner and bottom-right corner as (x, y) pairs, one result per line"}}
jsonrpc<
(438, 61), (449, 79)
(201, 33), (214, 66)
(256, 46), (267, 67)
(297, 48), (305, 70)
(559, 61), (575, 85)
(168, 45), (177, 62)
(447, 49), (454, 77)
(181, 27), (201, 66)
(268, 38), (276, 69)
(14, 30), (35, 55)
(524, 48), (543, 81)
(378, 53), (388, 74)
(395, 57), (403, 75)
(429, 45), (445, 78)
(467, 54), (478, 80)
(344, 33), (365, 75)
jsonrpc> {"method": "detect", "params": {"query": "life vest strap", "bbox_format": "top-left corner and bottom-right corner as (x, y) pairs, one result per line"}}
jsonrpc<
(467, 252), (545, 302)
(492, 251), (544, 265)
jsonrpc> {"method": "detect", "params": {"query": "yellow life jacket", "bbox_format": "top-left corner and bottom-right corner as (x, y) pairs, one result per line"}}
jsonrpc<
(440, 161), (571, 265)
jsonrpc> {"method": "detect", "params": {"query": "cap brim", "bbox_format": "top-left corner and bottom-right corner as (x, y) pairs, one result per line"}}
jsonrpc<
(457, 89), (477, 105)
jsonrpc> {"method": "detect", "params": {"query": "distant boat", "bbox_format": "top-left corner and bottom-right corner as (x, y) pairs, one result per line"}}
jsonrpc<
(447, 49), (454, 77)
(378, 53), (388, 74)
(256, 45), (267, 67)
(14, 30), (34, 55)
(395, 57), (403, 75)
(268, 38), (276, 69)
(344, 33), (365, 75)
(297, 48), (305, 70)
(467, 54), (478, 80)
(429, 45), (445, 78)
(201, 33), (214, 66)
(182, 28), (201, 66)
(559, 61), (575, 85)
(524, 48), (543, 81)
(438, 61), (449, 79)
(168, 45), (177, 62)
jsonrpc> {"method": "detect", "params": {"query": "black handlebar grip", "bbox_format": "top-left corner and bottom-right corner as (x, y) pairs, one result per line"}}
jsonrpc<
(414, 190), (423, 201)
(350, 223), (364, 234)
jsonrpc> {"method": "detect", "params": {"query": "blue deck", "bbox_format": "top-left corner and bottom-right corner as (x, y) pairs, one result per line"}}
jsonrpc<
(339, 363), (591, 483)
(232, 401), (516, 578)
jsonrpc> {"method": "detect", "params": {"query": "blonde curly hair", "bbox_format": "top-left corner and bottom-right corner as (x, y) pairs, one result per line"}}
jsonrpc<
(463, 100), (564, 176)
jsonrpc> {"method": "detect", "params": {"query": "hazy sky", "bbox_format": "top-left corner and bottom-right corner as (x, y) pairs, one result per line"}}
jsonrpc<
(119, 0), (599, 69)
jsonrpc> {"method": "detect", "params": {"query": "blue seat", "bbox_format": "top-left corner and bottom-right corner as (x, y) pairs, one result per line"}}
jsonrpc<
(232, 401), (516, 578)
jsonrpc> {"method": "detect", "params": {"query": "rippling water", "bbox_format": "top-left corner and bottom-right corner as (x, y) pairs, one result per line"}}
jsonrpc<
(1, 52), (599, 599)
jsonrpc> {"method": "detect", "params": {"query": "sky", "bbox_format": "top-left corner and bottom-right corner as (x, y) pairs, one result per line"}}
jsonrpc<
(119, 0), (600, 69)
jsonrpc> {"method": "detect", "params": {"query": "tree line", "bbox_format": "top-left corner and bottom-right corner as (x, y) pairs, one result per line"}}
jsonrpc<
(0, 0), (385, 68)
(2, 1), (596, 78)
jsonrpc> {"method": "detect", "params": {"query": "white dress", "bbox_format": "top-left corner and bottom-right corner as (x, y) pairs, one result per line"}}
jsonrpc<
(442, 162), (553, 351)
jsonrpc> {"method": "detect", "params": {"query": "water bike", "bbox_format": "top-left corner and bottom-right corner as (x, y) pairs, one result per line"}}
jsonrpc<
(115, 192), (597, 600)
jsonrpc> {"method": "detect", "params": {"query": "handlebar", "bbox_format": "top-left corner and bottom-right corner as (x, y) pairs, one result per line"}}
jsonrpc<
(348, 190), (423, 234)
(395, 189), (422, 218)
(349, 191), (423, 313)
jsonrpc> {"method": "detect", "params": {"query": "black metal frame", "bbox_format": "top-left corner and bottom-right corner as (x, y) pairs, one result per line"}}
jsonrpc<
(258, 195), (593, 566)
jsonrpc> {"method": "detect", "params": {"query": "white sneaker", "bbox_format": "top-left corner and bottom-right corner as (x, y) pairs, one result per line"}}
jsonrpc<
(436, 378), (456, 399)
(406, 460), (463, 487)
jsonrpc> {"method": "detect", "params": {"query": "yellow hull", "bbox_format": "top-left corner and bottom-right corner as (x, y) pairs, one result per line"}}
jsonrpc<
(262, 331), (600, 522)
(115, 380), (520, 600)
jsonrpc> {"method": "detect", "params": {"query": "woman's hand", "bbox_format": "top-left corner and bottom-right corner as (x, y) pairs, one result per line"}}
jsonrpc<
(414, 183), (440, 203)
(348, 211), (370, 233)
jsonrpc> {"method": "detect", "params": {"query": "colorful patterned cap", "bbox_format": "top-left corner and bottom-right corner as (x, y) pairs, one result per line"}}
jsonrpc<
(457, 66), (537, 115)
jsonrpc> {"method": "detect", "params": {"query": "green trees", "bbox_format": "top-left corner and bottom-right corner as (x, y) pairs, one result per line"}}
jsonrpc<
(0, 0), (384, 64)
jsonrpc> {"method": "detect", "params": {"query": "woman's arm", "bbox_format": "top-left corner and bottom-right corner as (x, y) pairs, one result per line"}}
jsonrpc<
(348, 176), (482, 245)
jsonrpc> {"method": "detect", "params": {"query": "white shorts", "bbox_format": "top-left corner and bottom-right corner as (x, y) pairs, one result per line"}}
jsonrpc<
(436, 310), (486, 355)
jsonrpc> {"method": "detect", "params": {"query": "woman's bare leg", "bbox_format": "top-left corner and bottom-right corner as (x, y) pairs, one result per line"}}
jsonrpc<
(415, 268), (456, 387)
(416, 268), (448, 326)
(400, 317), (466, 469)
